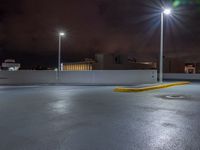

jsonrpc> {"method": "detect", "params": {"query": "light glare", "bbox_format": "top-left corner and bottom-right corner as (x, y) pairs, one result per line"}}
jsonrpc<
(163, 8), (171, 15)
(59, 32), (65, 36)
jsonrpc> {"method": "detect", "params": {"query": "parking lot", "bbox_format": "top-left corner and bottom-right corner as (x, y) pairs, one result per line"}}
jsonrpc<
(0, 83), (200, 150)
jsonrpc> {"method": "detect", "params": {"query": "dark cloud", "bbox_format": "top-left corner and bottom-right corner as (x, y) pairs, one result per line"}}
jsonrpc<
(0, 0), (200, 66)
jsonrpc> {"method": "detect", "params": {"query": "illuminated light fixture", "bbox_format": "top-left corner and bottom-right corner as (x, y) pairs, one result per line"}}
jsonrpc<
(163, 8), (171, 15)
(59, 32), (65, 36)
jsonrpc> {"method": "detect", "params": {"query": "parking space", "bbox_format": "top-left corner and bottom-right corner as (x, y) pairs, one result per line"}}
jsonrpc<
(0, 83), (200, 150)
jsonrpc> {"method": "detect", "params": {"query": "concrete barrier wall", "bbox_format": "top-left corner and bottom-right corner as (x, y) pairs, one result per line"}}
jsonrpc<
(164, 73), (200, 81)
(0, 70), (157, 85)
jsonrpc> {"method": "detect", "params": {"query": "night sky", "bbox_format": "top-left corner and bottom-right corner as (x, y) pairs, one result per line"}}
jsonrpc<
(0, 0), (200, 68)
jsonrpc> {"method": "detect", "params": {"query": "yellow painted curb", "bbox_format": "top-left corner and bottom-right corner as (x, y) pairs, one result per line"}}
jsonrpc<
(114, 82), (191, 93)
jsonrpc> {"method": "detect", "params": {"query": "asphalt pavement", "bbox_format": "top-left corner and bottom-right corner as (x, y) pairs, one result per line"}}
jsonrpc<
(0, 83), (200, 150)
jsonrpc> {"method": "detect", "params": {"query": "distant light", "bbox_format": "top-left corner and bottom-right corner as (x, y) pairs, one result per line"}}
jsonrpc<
(59, 32), (65, 36)
(163, 8), (172, 15)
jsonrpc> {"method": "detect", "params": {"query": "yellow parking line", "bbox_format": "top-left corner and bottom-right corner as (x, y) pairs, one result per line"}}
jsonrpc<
(114, 82), (191, 93)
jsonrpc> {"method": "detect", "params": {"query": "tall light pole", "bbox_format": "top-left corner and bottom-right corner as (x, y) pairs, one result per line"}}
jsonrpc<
(159, 8), (172, 83)
(58, 32), (65, 80)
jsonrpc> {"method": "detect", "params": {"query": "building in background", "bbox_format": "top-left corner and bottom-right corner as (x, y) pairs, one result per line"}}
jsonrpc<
(185, 63), (196, 74)
(94, 54), (156, 70)
(164, 58), (200, 74)
(164, 58), (185, 73)
(61, 58), (94, 71)
(62, 53), (157, 71)
(1, 59), (21, 71)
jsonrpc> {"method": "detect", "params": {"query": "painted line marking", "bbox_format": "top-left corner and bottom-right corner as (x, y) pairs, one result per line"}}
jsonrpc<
(114, 82), (191, 92)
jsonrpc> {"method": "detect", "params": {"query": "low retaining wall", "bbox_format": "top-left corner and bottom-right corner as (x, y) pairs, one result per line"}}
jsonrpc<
(164, 73), (200, 81)
(0, 70), (157, 85)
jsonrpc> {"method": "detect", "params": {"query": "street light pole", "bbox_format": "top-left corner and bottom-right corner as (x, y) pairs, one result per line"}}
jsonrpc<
(57, 32), (65, 80)
(58, 34), (61, 72)
(159, 8), (171, 83)
(160, 12), (164, 83)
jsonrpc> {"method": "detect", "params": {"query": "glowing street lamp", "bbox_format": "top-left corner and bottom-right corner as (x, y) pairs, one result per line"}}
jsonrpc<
(159, 8), (172, 83)
(163, 8), (171, 15)
(58, 32), (65, 80)
(59, 32), (65, 36)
